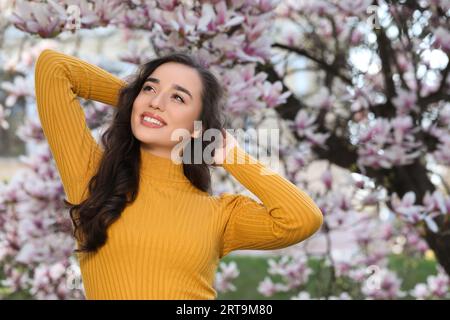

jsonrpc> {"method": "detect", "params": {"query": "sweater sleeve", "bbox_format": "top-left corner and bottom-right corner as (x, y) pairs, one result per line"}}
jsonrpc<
(218, 145), (323, 258)
(34, 49), (127, 204)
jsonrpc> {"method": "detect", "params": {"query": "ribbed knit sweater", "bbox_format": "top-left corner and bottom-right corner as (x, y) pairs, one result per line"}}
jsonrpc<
(34, 49), (323, 300)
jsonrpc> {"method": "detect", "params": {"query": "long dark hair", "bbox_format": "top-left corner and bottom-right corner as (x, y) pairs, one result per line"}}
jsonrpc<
(64, 52), (226, 253)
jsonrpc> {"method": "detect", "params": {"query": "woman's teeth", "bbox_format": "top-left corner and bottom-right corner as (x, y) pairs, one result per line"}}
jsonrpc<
(143, 116), (164, 126)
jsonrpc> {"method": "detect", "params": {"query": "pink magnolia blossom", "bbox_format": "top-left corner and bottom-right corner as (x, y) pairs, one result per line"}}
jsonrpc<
(357, 116), (423, 170)
(291, 109), (331, 147)
(0, 103), (10, 130)
(294, 0), (338, 17)
(437, 103), (450, 126)
(321, 169), (333, 190)
(411, 283), (430, 299)
(1, 76), (34, 107)
(423, 190), (449, 216)
(259, 81), (292, 108)
(338, 0), (373, 16)
(361, 268), (406, 299)
(10, 0), (64, 38)
(214, 261), (240, 293)
(391, 192), (425, 224)
(291, 291), (312, 300)
(432, 134), (450, 166)
(197, 2), (245, 33)
(267, 254), (312, 289)
(258, 276), (280, 297)
(391, 191), (440, 233)
(433, 27), (450, 52)
(392, 89), (419, 115)
(411, 270), (450, 299)
(309, 87), (336, 111)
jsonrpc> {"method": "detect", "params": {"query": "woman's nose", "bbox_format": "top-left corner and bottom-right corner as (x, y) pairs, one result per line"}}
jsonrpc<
(150, 94), (165, 111)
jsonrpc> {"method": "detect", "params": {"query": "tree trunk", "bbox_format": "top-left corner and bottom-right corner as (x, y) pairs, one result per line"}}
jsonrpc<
(425, 217), (450, 275)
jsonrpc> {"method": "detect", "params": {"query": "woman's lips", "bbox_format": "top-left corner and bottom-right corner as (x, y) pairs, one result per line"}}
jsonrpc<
(141, 112), (167, 125)
(140, 116), (167, 128)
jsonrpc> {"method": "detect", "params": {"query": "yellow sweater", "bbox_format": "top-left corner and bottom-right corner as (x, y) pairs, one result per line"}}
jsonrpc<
(34, 49), (323, 300)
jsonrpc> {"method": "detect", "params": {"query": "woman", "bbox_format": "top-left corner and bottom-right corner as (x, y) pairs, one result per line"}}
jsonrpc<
(34, 49), (323, 300)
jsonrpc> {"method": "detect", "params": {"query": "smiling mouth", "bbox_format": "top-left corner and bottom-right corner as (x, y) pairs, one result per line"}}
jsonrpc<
(140, 115), (167, 128)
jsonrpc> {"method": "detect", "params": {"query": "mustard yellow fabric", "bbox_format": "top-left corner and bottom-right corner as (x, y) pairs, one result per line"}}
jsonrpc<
(34, 49), (323, 300)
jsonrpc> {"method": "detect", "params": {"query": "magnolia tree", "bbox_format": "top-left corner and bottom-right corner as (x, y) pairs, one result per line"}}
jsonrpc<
(0, 0), (449, 299)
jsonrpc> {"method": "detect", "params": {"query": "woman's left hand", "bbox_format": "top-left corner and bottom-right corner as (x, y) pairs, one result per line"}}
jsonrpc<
(213, 129), (239, 166)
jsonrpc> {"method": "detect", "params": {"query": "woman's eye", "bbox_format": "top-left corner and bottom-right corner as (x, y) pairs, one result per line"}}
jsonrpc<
(143, 85), (154, 92)
(173, 95), (185, 103)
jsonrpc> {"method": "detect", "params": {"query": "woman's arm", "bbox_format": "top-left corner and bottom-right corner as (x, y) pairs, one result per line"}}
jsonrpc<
(218, 145), (323, 258)
(34, 49), (126, 204)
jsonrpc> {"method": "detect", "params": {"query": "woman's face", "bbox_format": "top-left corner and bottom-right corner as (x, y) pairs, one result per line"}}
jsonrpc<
(131, 62), (203, 157)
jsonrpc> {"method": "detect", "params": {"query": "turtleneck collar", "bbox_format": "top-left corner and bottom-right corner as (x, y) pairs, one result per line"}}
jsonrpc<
(139, 145), (190, 183)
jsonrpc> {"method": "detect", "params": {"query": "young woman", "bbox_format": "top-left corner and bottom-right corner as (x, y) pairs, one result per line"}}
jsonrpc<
(34, 49), (323, 300)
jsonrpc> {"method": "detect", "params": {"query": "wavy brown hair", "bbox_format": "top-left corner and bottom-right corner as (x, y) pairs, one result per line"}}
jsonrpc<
(64, 52), (226, 253)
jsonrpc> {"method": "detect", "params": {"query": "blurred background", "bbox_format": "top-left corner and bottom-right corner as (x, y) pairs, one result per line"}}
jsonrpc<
(0, 0), (449, 300)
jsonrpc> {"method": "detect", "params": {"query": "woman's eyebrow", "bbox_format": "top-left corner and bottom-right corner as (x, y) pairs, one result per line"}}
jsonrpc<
(145, 77), (193, 99)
